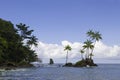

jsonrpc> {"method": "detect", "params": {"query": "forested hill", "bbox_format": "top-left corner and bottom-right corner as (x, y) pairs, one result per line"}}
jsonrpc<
(0, 18), (38, 67)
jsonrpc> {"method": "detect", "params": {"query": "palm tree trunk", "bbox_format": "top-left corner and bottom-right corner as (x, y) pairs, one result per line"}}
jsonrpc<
(85, 49), (87, 59)
(66, 51), (68, 64)
(88, 48), (90, 59)
(86, 48), (89, 59)
(90, 41), (96, 59)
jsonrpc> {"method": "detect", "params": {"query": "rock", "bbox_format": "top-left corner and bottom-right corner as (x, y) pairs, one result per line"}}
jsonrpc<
(74, 59), (97, 67)
(74, 60), (86, 67)
(63, 62), (73, 67)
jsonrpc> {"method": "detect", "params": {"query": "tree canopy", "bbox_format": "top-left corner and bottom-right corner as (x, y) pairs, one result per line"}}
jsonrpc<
(0, 18), (38, 67)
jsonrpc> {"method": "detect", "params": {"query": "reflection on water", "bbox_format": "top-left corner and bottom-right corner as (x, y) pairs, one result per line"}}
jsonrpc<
(0, 64), (120, 80)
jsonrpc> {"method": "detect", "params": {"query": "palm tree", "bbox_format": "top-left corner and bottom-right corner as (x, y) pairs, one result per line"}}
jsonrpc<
(27, 35), (38, 47)
(92, 31), (102, 42)
(64, 45), (72, 64)
(92, 31), (102, 53)
(83, 40), (94, 59)
(87, 30), (102, 59)
(16, 23), (38, 47)
(80, 49), (84, 60)
(86, 29), (94, 39)
(16, 23), (33, 39)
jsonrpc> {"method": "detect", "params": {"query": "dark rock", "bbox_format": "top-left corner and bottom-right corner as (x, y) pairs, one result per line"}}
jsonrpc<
(74, 60), (87, 67)
(74, 59), (97, 67)
(49, 58), (54, 65)
(63, 62), (73, 67)
(5, 62), (17, 67)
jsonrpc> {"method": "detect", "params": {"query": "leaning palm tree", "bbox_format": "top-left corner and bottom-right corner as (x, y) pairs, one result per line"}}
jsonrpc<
(87, 30), (102, 59)
(92, 31), (102, 54)
(64, 45), (72, 64)
(83, 40), (94, 59)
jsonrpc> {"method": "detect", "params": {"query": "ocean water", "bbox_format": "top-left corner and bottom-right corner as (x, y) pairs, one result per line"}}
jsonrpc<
(0, 64), (120, 80)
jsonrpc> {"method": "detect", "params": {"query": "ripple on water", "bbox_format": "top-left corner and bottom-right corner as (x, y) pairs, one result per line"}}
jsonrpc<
(0, 64), (120, 80)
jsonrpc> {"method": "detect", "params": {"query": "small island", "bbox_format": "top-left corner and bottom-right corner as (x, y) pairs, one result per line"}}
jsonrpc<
(64, 59), (97, 67)
(64, 30), (102, 67)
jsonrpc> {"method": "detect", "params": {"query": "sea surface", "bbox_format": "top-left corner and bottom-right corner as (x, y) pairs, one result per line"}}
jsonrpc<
(0, 64), (120, 80)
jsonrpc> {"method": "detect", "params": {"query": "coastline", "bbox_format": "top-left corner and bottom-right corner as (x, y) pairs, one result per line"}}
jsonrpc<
(0, 64), (34, 70)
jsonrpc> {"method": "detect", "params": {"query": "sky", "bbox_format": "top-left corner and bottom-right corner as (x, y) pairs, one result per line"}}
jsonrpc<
(0, 0), (120, 63)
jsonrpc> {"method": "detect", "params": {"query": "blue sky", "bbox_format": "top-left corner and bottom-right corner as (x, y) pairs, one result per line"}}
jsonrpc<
(1, 0), (120, 63)
(0, 0), (120, 45)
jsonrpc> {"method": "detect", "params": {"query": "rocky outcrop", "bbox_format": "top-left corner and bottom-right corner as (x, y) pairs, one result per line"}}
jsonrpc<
(63, 59), (97, 67)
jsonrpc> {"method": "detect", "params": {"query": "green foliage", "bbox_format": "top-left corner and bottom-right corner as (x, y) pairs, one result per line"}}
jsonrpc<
(64, 45), (72, 51)
(16, 23), (38, 47)
(83, 40), (94, 50)
(82, 39), (94, 59)
(78, 29), (102, 67)
(0, 18), (38, 67)
(64, 45), (72, 64)
(74, 59), (97, 67)
(74, 60), (87, 67)
(86, 29), (102, 59)
(80, 30), (102, 60)
(18, 60), (28, 66)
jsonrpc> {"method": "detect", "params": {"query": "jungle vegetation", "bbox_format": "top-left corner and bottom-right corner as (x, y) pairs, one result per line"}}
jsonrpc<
(0, 18), (38, 67)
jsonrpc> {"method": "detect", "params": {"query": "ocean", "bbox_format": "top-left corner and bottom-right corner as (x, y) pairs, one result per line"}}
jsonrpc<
(0, 64), (120, 80)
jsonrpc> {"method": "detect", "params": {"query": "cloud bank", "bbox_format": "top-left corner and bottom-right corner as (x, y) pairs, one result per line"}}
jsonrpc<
(31, 41), (120, 63)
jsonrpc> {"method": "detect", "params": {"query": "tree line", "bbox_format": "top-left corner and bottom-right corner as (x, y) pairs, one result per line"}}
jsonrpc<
(0, 18), (38, 67)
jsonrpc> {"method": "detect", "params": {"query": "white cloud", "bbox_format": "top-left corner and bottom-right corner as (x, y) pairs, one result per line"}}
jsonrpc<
(31, 41), (120, 63)
(94, 41), (120, 58)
